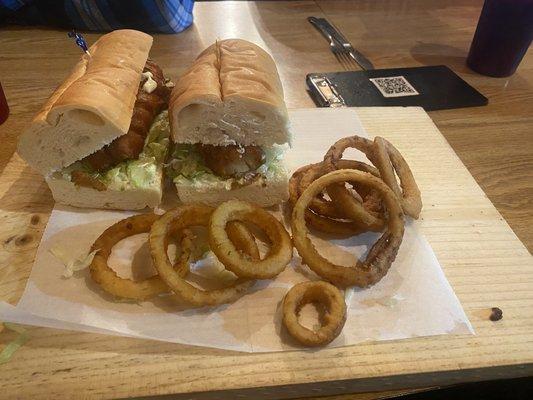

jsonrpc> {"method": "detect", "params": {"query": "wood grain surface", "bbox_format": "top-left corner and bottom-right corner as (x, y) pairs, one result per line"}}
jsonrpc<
(0, 1), (532, 399)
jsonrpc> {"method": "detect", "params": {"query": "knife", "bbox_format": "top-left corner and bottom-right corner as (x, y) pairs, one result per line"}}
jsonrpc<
(308, 16), (374, 70)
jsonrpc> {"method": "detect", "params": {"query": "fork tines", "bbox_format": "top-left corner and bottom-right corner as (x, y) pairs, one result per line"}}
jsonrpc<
(331, 44), (359, 70)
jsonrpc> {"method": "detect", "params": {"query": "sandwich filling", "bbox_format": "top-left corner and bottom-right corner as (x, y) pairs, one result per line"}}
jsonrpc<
(51, 110), (170, 191)
(50, 59), (173, 192)
(82, 60), (172, 173)
(167, 143), (286, 191)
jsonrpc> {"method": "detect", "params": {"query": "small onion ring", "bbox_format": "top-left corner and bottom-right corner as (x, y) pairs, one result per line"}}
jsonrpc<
(209, 200), (293, 279)
(282, 281), (347, 347)
(373, 136), (422, 219)
(291, 170), (405, 288)
(150, 205), (257, 306)
(90, 213), (193, 301)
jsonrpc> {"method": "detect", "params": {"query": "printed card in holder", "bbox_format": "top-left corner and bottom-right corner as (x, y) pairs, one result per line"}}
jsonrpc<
(307, 65), (488, 111)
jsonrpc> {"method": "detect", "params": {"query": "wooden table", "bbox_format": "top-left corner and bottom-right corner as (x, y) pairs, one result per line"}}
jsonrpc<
(0, 1), (532, 399)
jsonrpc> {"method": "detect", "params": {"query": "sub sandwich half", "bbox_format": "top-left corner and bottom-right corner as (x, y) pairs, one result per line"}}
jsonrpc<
(18, 30), (173, 210)
(167, 39), (291, 207)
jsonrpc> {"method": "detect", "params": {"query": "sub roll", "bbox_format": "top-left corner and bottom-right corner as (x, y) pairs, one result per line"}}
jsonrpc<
(18, 30), (173, 210)
(167, 39), (291, 207)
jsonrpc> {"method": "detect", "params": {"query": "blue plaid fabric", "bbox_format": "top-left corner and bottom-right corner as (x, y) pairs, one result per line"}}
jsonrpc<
(0, 0), (194, 33)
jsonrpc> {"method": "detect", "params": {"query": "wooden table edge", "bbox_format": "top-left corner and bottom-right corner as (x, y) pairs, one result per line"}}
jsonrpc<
(121, 363), (533, 400)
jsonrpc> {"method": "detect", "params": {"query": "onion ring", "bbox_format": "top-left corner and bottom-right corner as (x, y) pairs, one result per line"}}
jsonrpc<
(291, 169), (405, 288)
(301, 160), (385, 230)
(321, 136), (387, 227)
(325, 184), (384, 231)
(299, 160), (381, 219)
(90, 213), (193, 301)
(289, 163), (345, 218)
(303, 208), (369, 236)
(225, 221), (260, 261)
(323, 135), (377, 170)
(290, 164), (369, 236)
(172, 228), (194, 272)
(282, 281), (347, 347)
(373, 136), (422, 219)
(209, 200), (293, 279)
(150, 205), (257, 306)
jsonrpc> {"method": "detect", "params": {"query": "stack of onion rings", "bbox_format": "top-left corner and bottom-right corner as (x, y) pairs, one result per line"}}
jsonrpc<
(90, 202), (283, 305)
(289, 160), (384, 236)
(149, 205), (256, 306)
(87, 133), (420, 348)
(284, 134), (421, 346)
(292, 169), (405, 287)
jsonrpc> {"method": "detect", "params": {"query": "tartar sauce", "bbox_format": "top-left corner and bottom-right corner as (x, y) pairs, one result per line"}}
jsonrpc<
(141, 71), (157, 94)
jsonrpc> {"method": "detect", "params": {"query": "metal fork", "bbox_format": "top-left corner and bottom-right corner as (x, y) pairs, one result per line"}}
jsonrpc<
(327, 34), (360, 70)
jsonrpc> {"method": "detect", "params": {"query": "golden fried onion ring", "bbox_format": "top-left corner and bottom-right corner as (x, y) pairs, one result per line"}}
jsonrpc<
(282, 281), (347, 347)
(323, 135), (377, 170)
(321, 136), (387, 228)
(325, 183), (384, 231)
(289, 162), (338, 218)
(90, 213), (193, 301)
(373, 136), (422, 219)
(209, 200), (293, 279)
(292, 170), (405, 288)
(300, 160), (385, 231)
(225, 220), (261, 261)
(299, 160), (381, 220)
(289, 164), (369, 236)
(150, 205), (258, 306)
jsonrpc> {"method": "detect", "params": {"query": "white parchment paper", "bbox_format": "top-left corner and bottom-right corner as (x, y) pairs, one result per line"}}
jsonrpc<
(0, 108), (473, 352)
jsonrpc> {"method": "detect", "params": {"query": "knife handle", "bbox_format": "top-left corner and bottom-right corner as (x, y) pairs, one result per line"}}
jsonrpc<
(312, 17), (375, 70)
(308, 16), (335, 43)
(315, 17), (350, 45)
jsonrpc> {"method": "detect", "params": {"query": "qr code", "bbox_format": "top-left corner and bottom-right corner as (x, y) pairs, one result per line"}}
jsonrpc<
(369, 76), (419, 98)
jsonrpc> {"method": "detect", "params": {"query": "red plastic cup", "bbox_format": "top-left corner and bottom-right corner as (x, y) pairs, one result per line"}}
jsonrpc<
(0, 83), (9, 125)
(467, 0), (533, 77)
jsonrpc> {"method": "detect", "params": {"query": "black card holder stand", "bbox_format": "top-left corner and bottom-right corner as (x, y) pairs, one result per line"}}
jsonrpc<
(307, 65), (488, 111)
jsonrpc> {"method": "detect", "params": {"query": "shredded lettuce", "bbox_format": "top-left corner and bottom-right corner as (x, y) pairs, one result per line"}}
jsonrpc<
(55, 110), (170, 191)
(0, 323), (29, 365)
(167, 143), (287, 189)
(189, 251), (237, 283)
(49, 246), (99, 278)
